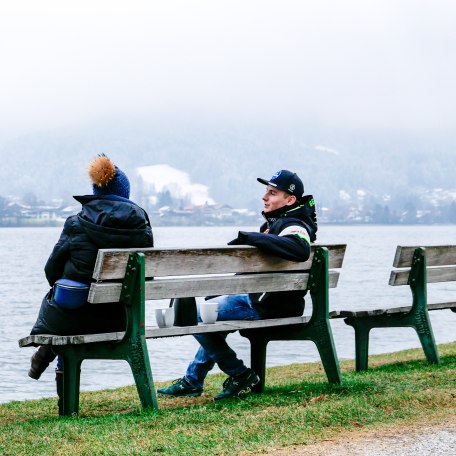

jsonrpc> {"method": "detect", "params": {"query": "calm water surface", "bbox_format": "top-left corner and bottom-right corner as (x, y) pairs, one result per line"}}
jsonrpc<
(1, 225), (455, 404)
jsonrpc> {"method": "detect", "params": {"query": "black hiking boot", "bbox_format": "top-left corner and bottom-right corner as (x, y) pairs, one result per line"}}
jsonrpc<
(213, 368), (259, 401)
(157, 377), (203, 397)
(28, 345), (57, 380)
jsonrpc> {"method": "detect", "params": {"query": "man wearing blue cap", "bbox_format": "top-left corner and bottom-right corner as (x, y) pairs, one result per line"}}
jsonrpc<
(158, 169), (317, 401)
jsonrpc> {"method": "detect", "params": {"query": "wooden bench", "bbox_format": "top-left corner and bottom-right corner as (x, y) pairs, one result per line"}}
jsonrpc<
(19, 244), (346, 416)
(336, 245), (456, 371)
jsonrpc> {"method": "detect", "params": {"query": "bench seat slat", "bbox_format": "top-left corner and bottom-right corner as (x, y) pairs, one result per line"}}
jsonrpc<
(93, 244), (347, 281)
(18, 332), (126, 347)
(19, 315), (332, 347)
(427, 301), (456, 310)
(88, 271), (340, 304)
(336, 301), (456, 318)
(393, 245), (456, 268)
(389, 266), (456, 286)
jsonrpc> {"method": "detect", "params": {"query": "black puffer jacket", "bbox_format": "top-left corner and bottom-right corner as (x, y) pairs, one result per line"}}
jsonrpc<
(31, 195), (154, 336)
(45, 195), (154, 285)
(229, 195), (317, 318)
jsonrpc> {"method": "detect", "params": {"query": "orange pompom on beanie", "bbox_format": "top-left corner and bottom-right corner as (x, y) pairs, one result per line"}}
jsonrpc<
(88, 154), (130, 199)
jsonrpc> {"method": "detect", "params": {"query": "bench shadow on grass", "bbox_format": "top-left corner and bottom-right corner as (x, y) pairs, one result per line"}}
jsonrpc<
(44, 375), (374, 420)
(153, 378), (375, 414)
(355, 353), (456, 376)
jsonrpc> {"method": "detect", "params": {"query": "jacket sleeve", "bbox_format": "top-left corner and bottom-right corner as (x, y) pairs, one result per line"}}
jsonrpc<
(228, 227), (311, 262)
(44, 217), (72, 286)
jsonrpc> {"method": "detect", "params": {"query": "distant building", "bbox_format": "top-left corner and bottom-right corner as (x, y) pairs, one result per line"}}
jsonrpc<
(136, 164), (215, 208)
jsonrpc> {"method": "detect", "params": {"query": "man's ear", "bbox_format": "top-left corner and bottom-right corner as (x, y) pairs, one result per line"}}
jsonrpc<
(286, 195), (297, 206)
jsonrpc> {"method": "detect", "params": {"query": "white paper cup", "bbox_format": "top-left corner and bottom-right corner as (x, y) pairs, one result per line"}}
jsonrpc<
(155, 308), (174, 328)
(200, 302), (219, 324)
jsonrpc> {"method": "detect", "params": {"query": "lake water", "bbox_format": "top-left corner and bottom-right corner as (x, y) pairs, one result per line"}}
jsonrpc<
(1, 225), (455, 404)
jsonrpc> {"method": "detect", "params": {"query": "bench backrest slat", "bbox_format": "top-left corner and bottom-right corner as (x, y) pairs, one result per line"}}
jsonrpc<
(393, 245), (456, 268)
(389, 265), (456, 286)
(88, 270), (341, 304)
(92, 244), (346, 281)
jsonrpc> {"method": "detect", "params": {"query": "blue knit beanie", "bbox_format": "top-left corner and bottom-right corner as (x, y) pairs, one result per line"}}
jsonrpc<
(88, 154), (130, 199)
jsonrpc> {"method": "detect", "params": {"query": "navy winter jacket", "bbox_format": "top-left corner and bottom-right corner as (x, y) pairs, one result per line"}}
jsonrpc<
(229, 195), (317, 318)
(44, 195), (154, 285)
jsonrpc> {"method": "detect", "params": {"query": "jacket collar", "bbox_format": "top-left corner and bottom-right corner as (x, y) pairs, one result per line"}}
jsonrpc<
(262, 203), (305, 225)
(73, 194), (136, 206)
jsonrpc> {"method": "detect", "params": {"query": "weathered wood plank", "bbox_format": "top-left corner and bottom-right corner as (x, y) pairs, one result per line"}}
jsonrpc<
(334, 301), (456, 318)
(393, 245), (456, 268)
(389, 266), (456, 286)
(88, 271), (340, 304)
(337, 307), (414, 318)
(427, 301), (456, 310)
(18, 332), (126, 347)
(144, 316), (314, 338)
(92, 244), (346, 280)
(19, 316), (318, 346)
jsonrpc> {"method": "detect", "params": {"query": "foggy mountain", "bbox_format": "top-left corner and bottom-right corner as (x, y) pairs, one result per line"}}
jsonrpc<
(0, 121), (455, 212)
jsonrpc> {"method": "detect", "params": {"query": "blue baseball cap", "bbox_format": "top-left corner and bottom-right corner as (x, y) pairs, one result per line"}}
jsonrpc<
(257, 170), (304, 199)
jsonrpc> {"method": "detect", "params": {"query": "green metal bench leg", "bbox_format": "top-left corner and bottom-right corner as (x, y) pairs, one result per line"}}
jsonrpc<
(410, 249), (440, 365)
(312, 323), (342, 384)
(415, 315), (440, 364)
(344, 320), (371, 372)
(243, 324), (343, 387)
(307, 247), (342, 383)
(121, 252), (158, 410)
(127, 336), (158, 410)
(249, 338), (268, 393)
(353, 324), (370, 372)
(60, 355), (82, 417)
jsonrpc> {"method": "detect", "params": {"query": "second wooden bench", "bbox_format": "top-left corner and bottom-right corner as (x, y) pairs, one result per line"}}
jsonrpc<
(335, 245), (456, 371)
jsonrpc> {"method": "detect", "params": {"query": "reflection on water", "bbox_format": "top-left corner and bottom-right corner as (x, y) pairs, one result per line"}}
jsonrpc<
(1, 225), (455, 404)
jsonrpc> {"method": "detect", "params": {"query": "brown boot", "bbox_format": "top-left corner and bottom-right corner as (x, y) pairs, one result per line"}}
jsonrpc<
(28, 345), (57, 380)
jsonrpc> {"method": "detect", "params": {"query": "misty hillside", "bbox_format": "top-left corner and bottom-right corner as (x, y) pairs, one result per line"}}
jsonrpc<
(0, 122), (455, 211)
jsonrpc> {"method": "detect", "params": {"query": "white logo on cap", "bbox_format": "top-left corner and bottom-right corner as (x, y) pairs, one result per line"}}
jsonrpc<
(289, 184), (295, 192)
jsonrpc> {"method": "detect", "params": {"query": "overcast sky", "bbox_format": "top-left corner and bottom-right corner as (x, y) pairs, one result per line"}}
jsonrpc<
(1, 0), (455, 139)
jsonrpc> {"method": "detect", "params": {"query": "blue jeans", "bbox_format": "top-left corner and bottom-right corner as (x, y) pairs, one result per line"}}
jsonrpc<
(185, 294), (261, 389)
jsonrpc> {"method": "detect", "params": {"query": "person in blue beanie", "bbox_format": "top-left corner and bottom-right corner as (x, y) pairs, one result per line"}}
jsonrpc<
(158, 169), (317, 400)
(27, 154), (154, 412)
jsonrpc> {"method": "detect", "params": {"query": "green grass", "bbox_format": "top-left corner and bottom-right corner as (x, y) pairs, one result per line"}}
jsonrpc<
(1, 343), (455, 455)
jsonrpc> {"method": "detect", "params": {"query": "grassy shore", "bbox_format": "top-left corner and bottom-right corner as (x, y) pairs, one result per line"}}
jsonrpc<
(1, 342), (455, 455)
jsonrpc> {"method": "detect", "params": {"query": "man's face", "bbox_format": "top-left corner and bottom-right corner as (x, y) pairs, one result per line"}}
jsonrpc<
(262, 185), (296, 213)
